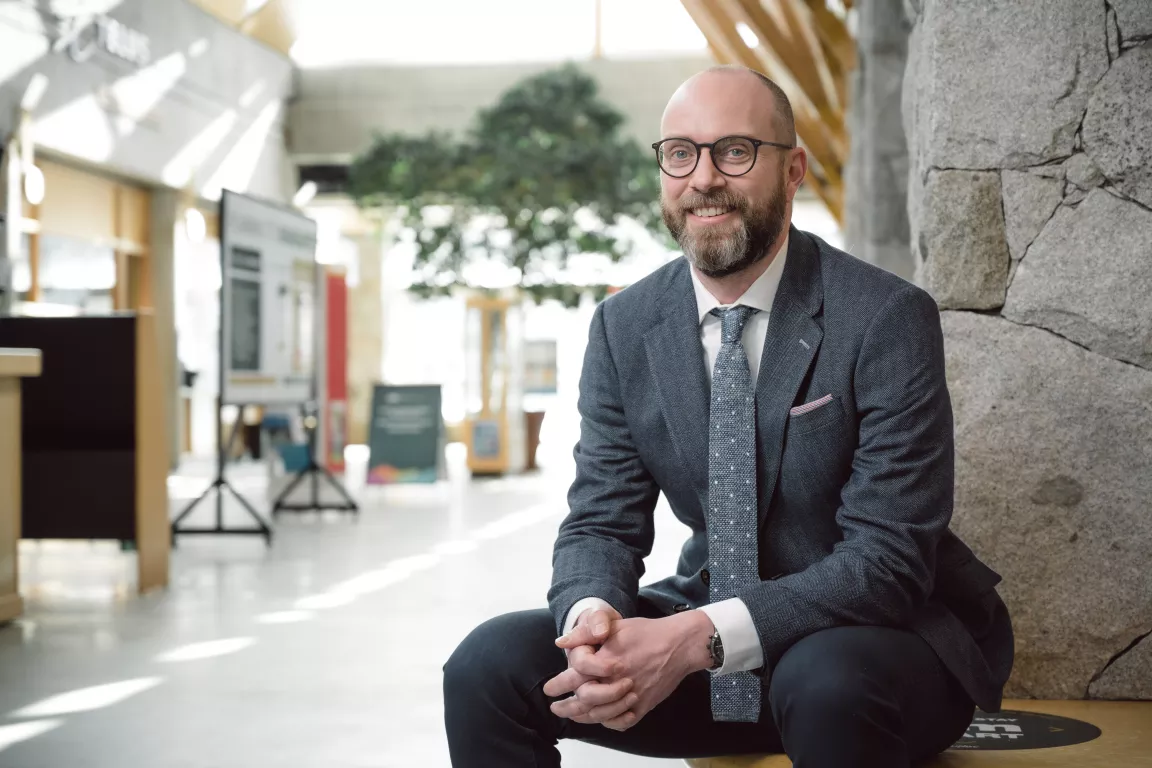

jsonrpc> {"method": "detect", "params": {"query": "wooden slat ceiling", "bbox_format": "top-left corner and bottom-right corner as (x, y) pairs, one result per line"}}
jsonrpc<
(680, 0), (855, 223)
(188, 0), (297, 56)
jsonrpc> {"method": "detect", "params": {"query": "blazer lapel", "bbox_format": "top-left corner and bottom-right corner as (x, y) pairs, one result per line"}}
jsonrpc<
(755, 227), (825, 523)
(644, 261), (711, 503)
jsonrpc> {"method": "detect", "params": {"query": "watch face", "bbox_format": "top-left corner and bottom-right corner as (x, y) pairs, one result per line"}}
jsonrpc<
(710, 632), (725, 668)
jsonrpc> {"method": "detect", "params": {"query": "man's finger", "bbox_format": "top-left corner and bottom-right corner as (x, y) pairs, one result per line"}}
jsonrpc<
(583, 608), (615, 638)
(554, 625), (598, 650)
(585, 693), (639, 725)
(573, 678), (632, 708)
(567, 645), (619, 678)
(603, 709), (640, 732)
(542, 667), (595, 699)
(555, 609), (615, 649)
(549, 695), (589, 720)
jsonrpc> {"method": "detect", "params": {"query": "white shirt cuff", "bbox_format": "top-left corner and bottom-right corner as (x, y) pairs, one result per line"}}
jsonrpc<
(563, 597), (616, 636)
(698, 598), (764, 674)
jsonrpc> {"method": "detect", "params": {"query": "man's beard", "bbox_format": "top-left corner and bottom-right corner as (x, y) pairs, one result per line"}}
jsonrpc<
(661, 180), (788, 278)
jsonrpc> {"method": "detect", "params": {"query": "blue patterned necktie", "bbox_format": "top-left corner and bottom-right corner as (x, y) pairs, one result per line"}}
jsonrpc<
(707, 305), (761, 722)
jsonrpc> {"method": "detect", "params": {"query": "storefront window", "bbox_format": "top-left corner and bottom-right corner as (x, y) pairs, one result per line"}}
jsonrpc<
(9, 233), (32, 301)
(37, 234), (116, 314)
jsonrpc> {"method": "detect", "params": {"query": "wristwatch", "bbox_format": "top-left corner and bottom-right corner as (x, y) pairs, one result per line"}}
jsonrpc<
(707, 630), (725, 671)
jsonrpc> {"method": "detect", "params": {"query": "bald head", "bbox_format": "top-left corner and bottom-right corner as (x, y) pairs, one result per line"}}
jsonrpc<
(660, 66), (795, 147)
(657, 66), (803, 282)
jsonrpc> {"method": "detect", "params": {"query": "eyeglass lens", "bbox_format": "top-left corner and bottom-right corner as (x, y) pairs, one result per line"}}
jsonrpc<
(658, 137), (757, 176)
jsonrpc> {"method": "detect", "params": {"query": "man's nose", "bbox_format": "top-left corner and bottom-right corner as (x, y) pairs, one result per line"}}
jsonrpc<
(688, 148), (725, 193)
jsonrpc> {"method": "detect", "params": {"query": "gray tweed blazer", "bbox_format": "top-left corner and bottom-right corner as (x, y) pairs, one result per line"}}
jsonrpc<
(548, 225), (1014, 713)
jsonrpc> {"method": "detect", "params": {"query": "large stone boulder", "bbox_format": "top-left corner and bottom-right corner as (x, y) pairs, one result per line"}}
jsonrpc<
(916, 170), (1008, 308)
(1004, 189), (1152, 370)
(1082, 42), (1152, 209)
(942, 311), (1152, 699)
(904, 0), (1108, 173)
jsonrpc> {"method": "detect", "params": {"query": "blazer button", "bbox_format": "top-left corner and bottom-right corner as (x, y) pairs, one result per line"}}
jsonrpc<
(673, 603), (689, 613)
(701, 569), (710, 586)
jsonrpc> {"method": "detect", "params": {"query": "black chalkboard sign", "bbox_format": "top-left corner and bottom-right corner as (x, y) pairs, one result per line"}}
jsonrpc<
(366, 385), (442, 484)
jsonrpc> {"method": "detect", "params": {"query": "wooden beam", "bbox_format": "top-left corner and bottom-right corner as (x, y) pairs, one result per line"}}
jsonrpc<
(801, 167), (840, 222)
(774, 0), (843, 113)
(684, 0), (835, 157)
(682, 0), (780, 88)
(27, 204), (40, 302)
(802, 147), (844, 220)
(134, 311), (170, 594)
(239, 0), (296, 56)
(727, 0), (842, 124)
(831, 48), (849, 115)
(804, 0), (857, 77)
(795, 106), (844, 187)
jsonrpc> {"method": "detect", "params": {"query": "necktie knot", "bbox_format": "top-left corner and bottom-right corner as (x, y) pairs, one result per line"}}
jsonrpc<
(710, 305), (757, 345)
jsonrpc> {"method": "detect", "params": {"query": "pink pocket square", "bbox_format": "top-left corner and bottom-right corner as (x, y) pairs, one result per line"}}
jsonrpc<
(790, 394), (833, 416)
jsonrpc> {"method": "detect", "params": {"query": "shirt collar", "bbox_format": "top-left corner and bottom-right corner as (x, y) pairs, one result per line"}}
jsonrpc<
(691, 233), (789, 325)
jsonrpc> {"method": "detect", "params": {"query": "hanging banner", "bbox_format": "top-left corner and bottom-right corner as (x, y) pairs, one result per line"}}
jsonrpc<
(324, 268), (348, 473)
(366, 384), (443, 484)
(220, 189), (318, 405)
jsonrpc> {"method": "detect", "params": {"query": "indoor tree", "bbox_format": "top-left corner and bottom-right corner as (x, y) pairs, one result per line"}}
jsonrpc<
(347, 63), (668, 308)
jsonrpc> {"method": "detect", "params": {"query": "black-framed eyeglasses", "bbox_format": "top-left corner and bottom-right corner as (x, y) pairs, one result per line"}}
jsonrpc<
(651, 135), (794, 178)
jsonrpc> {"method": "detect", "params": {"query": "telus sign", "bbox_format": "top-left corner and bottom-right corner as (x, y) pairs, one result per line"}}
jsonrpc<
(51, 13), (152, 67)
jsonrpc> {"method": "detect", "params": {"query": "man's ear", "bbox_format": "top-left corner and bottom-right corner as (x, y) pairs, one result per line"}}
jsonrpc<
(788, 148), (808, 200)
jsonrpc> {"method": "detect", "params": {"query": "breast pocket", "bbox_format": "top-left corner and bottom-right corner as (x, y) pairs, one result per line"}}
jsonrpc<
(787, 394), (847, 437)
(780, 394), (855, 505)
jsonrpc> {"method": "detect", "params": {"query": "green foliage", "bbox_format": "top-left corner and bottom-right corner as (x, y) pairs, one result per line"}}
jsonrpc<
(348, 63), (667, 307)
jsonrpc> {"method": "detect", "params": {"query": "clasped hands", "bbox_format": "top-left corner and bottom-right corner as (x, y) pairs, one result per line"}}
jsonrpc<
(543, 606), (715, 731)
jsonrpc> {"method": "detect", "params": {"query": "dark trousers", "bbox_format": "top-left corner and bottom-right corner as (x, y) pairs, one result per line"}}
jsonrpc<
(443, 608), (975, 768)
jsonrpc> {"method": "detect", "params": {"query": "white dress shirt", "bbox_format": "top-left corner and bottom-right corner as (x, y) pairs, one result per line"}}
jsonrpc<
(564, 235), (789, 676)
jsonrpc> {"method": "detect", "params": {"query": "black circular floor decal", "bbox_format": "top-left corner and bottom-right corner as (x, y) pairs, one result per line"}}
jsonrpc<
(950, 710), (1102, 750)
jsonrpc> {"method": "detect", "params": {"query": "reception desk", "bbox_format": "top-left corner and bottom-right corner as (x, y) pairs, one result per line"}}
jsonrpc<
(0, 348), (41, 623)
(0, 315), (169, 596)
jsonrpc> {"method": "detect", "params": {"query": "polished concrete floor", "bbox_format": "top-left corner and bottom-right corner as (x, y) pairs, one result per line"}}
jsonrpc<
(0, 445), (688, 767)
(4, 449), (1151, 767)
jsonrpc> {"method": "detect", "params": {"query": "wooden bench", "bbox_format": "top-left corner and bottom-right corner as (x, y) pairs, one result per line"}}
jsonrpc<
(686, 700), (1152, 767)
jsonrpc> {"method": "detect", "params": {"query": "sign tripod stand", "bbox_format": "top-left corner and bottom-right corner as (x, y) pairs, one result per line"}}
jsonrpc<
(170, 400), (273, 545)
(270, 401), (358, 518)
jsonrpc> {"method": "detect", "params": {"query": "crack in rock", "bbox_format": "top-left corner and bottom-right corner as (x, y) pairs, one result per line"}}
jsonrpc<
(1105, 0), (1121, 63)
(1063, 186), (1090, 206)
(1002, 169), (1066, 274)
(1085, 627), (1152, 697)
(1056, 51), (1083, 105)
(1103, 184), (1152, 214)
(996, 313), (1151, 373)
(1017, 194), (1065, 266)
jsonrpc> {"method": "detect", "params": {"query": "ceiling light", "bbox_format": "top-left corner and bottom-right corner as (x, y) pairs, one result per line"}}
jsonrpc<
(23, 165), (44, 205)
(184, 207), (207, 243)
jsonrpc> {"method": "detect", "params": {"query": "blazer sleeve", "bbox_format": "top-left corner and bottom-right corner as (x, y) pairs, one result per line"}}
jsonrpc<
(547, 300), (660, 634)
(736, 284), (954, 672)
